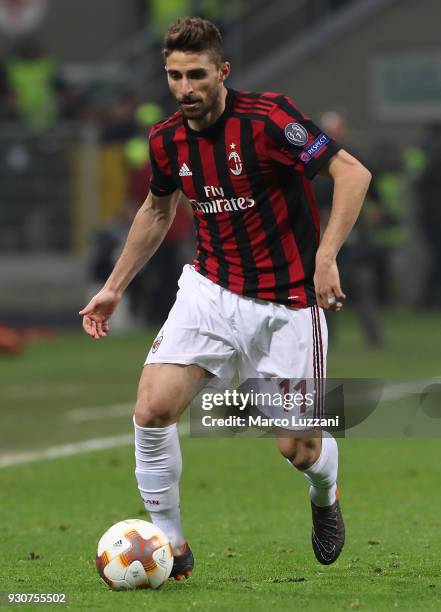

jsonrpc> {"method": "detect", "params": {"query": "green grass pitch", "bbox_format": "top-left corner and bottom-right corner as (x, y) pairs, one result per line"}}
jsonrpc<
(1, 308), (441, 611)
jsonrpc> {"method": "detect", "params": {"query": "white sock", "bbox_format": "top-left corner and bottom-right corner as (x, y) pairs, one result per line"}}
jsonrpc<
(134, 417), (186, 553)
(302, 434), (338, 507)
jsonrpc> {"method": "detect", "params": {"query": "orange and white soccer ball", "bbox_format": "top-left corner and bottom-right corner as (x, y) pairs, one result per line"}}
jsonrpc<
(96, 519), (174, 590)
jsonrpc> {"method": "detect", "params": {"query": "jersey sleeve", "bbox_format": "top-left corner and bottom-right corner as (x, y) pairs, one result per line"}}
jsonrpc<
(264, 96), (341, 179)
(148, 131), (177, 197)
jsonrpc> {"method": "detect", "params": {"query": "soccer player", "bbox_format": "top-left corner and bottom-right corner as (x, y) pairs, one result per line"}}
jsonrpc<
(80, 17), (371, 578)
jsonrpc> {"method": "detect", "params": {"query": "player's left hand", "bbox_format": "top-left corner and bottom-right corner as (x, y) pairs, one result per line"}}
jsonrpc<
(314, 256), (346, 311)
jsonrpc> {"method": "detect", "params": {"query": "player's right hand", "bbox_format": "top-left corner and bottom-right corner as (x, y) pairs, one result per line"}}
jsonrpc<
(79, 289), (121, 340)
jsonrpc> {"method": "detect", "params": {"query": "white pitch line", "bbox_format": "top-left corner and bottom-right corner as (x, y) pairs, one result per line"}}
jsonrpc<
(4, 382), (83, 400)
(340, 378), (441, 405)
(65, 402), (134, 423)
(381, 378), (441, 401)
(0, 434), (133, 468)
(0, 424), (189, 469)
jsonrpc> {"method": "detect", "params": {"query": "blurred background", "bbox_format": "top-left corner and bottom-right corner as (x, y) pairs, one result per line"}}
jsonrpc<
(0, 0), (439, 348)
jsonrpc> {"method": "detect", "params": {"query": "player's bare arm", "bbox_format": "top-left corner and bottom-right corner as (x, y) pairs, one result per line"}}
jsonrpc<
(315, 149), (372, 311)
(79, 190), (181, 339)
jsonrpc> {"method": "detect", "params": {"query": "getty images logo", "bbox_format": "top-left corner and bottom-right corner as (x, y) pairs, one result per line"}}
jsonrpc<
(190, 185), (255, 214)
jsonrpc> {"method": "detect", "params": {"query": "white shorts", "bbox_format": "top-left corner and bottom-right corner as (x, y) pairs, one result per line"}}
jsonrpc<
(145, 265), (327, 424)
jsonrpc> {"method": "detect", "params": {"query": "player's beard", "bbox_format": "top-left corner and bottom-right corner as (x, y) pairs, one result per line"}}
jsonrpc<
(178, 86), (220, 121)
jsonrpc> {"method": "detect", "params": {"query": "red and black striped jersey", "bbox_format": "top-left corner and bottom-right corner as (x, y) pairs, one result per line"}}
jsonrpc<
(148, 89), (340, 308)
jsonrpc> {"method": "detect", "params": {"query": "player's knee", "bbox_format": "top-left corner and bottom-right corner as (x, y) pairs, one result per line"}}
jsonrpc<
(134, 394), (176, 428)
(278, 436), (297, 460)
(278, 437), (321, 470)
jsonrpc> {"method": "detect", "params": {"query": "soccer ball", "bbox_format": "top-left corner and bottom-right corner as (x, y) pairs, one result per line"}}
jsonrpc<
(96, 519), (174, 590)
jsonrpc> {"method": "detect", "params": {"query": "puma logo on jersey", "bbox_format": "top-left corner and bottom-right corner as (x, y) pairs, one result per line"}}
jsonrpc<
(179, 163), (192, 176)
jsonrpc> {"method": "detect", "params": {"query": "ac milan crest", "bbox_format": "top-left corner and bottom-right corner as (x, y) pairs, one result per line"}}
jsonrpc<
(228, 143), (243, 176)
(151, 334), (163, 353)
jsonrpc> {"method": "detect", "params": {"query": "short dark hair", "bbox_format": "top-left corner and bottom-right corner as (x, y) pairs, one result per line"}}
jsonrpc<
(162, 17), (224, 67)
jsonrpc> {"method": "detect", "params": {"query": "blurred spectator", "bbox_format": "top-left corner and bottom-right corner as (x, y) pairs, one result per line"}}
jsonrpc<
(0, 39), (63, 130)
(124, 101), (163, 202)
(98, 93), (139, 223)
(0, 59), (19, 120)
(370, 145), (409, 305)
(101, 92), (138, 143)
(415, 124), (441, 308)
(122, 101), (194, 325)
(89, 99), (194, 329)
(146, 0), (237, 41)
(137, 202), (194, 326)
(88, 200), (140, 331)
(314, 111), (383, 348)
(147, 0), (190, 41)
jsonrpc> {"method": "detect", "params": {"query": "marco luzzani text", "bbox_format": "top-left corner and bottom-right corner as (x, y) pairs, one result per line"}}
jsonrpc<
(200, 390), (340, 429)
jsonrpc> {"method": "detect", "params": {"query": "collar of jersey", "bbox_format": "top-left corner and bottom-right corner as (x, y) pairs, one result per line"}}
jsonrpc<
(184, 88), (235, 139)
